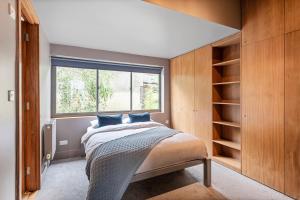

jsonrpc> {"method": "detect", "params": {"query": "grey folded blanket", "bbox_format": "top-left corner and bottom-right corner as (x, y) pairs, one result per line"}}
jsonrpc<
(85, 126), (178, 200)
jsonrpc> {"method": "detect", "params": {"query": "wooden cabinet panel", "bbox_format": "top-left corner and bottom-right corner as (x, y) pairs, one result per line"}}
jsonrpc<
(242, 0), (284, 45)
(194, 46), (212, 156)
(285, 31), (300, 199)
(181, 51), (195, 110)
(194, 46), (212, 110)
(241, 36), (284, 192)
(180, 51), (195, 134)
(170, 51), (195, 134)
(285, 0), (300, 33)
(170, 56), (182, 131)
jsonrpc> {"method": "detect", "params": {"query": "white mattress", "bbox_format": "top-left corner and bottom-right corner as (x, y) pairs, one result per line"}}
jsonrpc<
(82, 122), (207, 174)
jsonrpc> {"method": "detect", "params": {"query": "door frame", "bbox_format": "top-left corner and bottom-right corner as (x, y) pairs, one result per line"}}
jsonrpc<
(16, 0), (40, 199)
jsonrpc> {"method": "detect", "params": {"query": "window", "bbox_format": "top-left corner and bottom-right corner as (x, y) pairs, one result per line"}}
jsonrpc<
(132, 73), (160, 110)
(51, 57), (162, 116)
(56, 67), (97, 114)
(98, 70), (131, 112)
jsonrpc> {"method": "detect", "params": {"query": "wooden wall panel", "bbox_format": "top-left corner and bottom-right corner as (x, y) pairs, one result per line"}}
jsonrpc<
(194, 46), (212, 156)
(241, 35), (284, 192)
(145, 0), (241, 29)
(242, 0), (284, 45)
(285, 0), (300, 33)
(285, 31), (300, 199)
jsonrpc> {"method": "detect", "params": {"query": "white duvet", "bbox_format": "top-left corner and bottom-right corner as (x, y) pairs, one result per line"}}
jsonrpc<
(81, 121), (165, 158)
(81, 121), (207, 174)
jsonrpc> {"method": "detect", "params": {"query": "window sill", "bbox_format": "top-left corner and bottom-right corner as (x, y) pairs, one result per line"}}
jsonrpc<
(52, 110), (162, 119)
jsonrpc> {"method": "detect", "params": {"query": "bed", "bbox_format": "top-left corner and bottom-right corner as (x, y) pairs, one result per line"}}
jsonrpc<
(82, 121), (211, 199)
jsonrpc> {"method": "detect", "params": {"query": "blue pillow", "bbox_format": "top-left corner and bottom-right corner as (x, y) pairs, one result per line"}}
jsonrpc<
(128, 112), (150, 123)
(97, 114), (123, 127)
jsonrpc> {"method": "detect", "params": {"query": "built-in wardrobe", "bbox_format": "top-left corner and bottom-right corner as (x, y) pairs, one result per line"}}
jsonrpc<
(170, 0), (300, 198)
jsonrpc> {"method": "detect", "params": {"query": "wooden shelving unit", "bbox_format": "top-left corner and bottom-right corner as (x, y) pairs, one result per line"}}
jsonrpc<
(213, 156), (241, 172)
(213, 121), (240, 128)
(213, 58), (240, 67)
(213, 81), (240, 85)
(212, 33), (241, 173)
(213, 139), (241, 150)
(213, 100), (240, 106)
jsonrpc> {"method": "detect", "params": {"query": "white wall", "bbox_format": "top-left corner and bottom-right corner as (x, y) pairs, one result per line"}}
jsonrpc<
(0, 0), (16, 199)
(40, 28), (51, 128)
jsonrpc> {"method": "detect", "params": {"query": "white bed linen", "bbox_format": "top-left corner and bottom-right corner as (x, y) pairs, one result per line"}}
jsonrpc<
(82, 122), (207, 174)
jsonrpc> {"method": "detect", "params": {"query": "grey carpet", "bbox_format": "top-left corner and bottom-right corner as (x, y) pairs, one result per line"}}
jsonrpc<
(36, 158), (292, 200)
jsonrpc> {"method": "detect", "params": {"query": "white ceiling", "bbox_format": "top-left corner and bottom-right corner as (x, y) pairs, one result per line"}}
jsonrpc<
(33, 0), (238, 59)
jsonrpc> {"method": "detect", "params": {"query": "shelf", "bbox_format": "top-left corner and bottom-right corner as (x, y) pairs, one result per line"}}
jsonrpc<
(213, 139), (241, 150)
(213, 100), (240, 106)
(213, 121), (240, 128)
(213, 156), (241, 172)
(212, 33), (241, 47)
(213, 59), (240, 67)
(213, 81), (240, 86)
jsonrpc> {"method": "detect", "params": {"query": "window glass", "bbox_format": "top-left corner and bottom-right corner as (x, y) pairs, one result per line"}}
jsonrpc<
(132, 73), (160, 110)
(53, 63), (161, 116)
(98, 70), (131, 111)
(56, 67), (97, 113)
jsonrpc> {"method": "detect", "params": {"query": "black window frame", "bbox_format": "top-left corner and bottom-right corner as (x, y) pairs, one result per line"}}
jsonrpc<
(51, 57), (162, 118)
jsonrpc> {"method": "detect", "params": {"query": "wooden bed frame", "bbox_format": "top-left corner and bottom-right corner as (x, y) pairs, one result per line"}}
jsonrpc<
(131, 158), (211, 187)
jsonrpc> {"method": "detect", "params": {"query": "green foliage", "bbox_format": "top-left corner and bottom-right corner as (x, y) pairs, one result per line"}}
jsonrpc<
(142, 83), (159, 110)
(56, 68), (114, 113)
(56, 68), (160, 114)
(98, 71), (113, 110)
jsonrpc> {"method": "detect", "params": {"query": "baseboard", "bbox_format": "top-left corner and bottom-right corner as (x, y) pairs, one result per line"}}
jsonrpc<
(54, 149), (84, 160)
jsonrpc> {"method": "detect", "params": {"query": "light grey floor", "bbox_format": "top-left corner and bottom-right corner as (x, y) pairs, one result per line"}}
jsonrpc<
(36, 158), (293, 200)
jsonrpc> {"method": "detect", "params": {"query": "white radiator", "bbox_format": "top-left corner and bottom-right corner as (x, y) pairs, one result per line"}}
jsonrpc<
(43, 119), (56, 161)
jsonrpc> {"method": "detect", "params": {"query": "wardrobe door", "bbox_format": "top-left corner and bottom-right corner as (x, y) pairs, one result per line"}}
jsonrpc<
(194, 46), (212, 156)
(241, 36), (284, 192)
(285, 31), (300, 199)
(285, 0), (300, 33)
(170, 56), (182, 131)
(180, 51), (195, 134)
(242, 0), (284, 45)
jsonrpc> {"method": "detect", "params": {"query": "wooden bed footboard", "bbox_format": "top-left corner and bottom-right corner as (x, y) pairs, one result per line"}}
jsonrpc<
(131, 158), (211, 187)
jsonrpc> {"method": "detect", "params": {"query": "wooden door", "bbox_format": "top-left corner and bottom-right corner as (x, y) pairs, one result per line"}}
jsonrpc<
(194, 46), (212, 156)
(22, 22), (41, 191)
(285, 0), (300, 33)
(285, 31), (300, 199)
(242, 0), (284, 45)
(241, 35), (284, 192)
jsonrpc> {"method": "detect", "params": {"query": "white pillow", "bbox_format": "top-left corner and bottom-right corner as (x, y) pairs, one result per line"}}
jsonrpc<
(90, 117), (129, 129)
(122, 117), (130, 124)
(90, 119), (98, 128)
